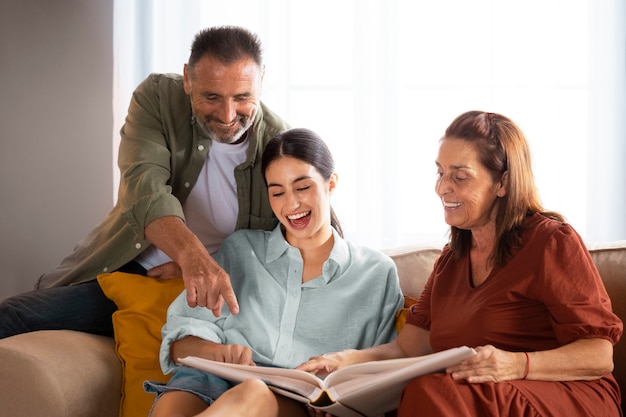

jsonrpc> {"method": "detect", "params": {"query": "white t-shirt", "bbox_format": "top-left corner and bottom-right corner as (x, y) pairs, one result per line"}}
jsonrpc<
(136, 139), (249, 270)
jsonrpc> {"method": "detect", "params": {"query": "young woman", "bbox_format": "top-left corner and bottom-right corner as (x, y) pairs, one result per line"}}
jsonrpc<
(145, 128), (404, 417)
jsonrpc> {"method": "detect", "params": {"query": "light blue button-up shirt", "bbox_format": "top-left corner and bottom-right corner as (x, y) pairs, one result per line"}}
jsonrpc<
(160, 225), (404, 373)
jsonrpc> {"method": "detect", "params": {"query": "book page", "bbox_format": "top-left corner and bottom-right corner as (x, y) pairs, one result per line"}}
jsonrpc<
(179, 346), (476, 417)
(324, 355), (433, 386)
(178, 357), (325, 400)
(326, 346), (474, 388)
(327, 346), (476, 416)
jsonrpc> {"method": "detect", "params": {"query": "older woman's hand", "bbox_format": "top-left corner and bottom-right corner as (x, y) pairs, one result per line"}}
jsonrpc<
(445, 345), (527, 383)
(447, 339), (615, 383)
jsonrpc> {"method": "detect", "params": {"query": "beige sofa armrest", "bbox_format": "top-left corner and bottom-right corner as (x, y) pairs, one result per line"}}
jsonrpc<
(0, 330), (122, 417)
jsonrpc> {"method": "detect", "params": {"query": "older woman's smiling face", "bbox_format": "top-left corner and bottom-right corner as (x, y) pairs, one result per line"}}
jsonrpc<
(435, 138), (507, 232)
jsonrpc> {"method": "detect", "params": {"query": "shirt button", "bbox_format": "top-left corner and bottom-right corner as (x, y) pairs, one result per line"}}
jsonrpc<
(102, 266), (109, 272)
(184, 182), (191, 188)
(197, 144), (205, 151)
(135, 243), (142, 249)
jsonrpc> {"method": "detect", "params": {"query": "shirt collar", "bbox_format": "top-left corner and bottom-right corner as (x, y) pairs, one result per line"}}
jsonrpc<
(324, 228), (349, 281)
(266, 224), (291, 262)
(265, 225), (349, 283)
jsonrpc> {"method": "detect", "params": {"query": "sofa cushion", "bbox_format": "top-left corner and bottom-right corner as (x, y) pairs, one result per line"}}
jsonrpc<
(0, 330), (121, 417)
(394, 295), (419, 333)
(97, 272), (184, 417)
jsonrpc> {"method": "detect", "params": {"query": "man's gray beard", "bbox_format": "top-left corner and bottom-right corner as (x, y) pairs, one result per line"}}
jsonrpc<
(194, 115), (253, 144)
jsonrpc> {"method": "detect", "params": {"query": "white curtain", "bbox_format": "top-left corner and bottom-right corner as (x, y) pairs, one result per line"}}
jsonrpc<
(113, 0), (626, 249)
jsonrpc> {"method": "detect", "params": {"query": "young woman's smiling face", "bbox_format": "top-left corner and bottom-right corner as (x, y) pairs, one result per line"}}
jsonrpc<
(265, 156), (336, 246)
(435, 138), (507, 232)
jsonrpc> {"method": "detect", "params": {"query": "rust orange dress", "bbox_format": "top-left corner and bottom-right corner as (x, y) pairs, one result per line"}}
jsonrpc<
(401, 213), (623, 417)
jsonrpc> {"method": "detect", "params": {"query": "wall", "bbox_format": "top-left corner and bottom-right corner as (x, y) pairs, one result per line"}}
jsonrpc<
(587, 1), (626, 242)
(0, 0), (114, 300)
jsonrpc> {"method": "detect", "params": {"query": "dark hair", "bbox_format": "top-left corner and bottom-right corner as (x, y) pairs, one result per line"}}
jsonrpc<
(188, 26), (263, 71)
(262, 128), (344, 238)
(443, 110), (563, 266)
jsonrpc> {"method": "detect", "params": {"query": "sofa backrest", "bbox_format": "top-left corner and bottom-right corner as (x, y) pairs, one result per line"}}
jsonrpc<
(588, 241), (626, 412)
(383, 244), (440, 298)
(385, 240), (626, 414)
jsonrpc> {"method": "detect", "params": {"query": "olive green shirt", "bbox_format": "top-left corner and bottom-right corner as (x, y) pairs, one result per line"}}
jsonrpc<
(36, 73), (289, 289)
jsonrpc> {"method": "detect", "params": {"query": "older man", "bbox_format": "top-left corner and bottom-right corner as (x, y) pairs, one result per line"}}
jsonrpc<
(0, 26), (289, 338)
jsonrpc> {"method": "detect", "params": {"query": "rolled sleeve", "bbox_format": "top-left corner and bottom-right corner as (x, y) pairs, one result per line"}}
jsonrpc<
(121, 192), (184, 238)
(116, 74), (194, 235)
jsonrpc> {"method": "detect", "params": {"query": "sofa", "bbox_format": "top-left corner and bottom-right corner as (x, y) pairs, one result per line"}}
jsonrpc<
(1, 240), (625, 417)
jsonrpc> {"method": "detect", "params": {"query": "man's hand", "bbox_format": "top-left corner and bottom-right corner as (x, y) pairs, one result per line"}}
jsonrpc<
(177, 251), (239, 316)
(146, 261), (182, 280)
(147, 259), (238, 316)
(144, 216), (239, 316)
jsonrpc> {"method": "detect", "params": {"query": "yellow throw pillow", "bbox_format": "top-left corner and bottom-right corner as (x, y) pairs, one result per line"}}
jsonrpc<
(395, 295), (419, 334)
(97, 272), (184, 417)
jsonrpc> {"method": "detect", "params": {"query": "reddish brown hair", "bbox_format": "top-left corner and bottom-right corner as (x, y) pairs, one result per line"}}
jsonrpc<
(443, 111), (563, 265)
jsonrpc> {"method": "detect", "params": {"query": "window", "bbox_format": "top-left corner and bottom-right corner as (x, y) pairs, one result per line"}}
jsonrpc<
(114, 0), (626, 248)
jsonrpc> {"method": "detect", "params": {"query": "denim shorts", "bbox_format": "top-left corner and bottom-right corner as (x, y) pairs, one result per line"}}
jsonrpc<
(144, 365), (237, 406)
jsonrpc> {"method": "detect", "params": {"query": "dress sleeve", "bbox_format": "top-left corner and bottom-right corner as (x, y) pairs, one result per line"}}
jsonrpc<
(534, 223), (623, 346)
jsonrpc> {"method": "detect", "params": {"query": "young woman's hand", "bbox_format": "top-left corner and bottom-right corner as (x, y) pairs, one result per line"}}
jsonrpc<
(210, 343), (255, 365)
(172, 337), (254, 366)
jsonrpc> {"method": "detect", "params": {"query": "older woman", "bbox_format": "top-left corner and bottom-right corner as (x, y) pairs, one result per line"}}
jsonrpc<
(299, 111), (623, 416)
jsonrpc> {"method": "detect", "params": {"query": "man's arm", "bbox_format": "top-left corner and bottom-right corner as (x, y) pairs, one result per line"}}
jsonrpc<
(144, 215), (239, 316)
